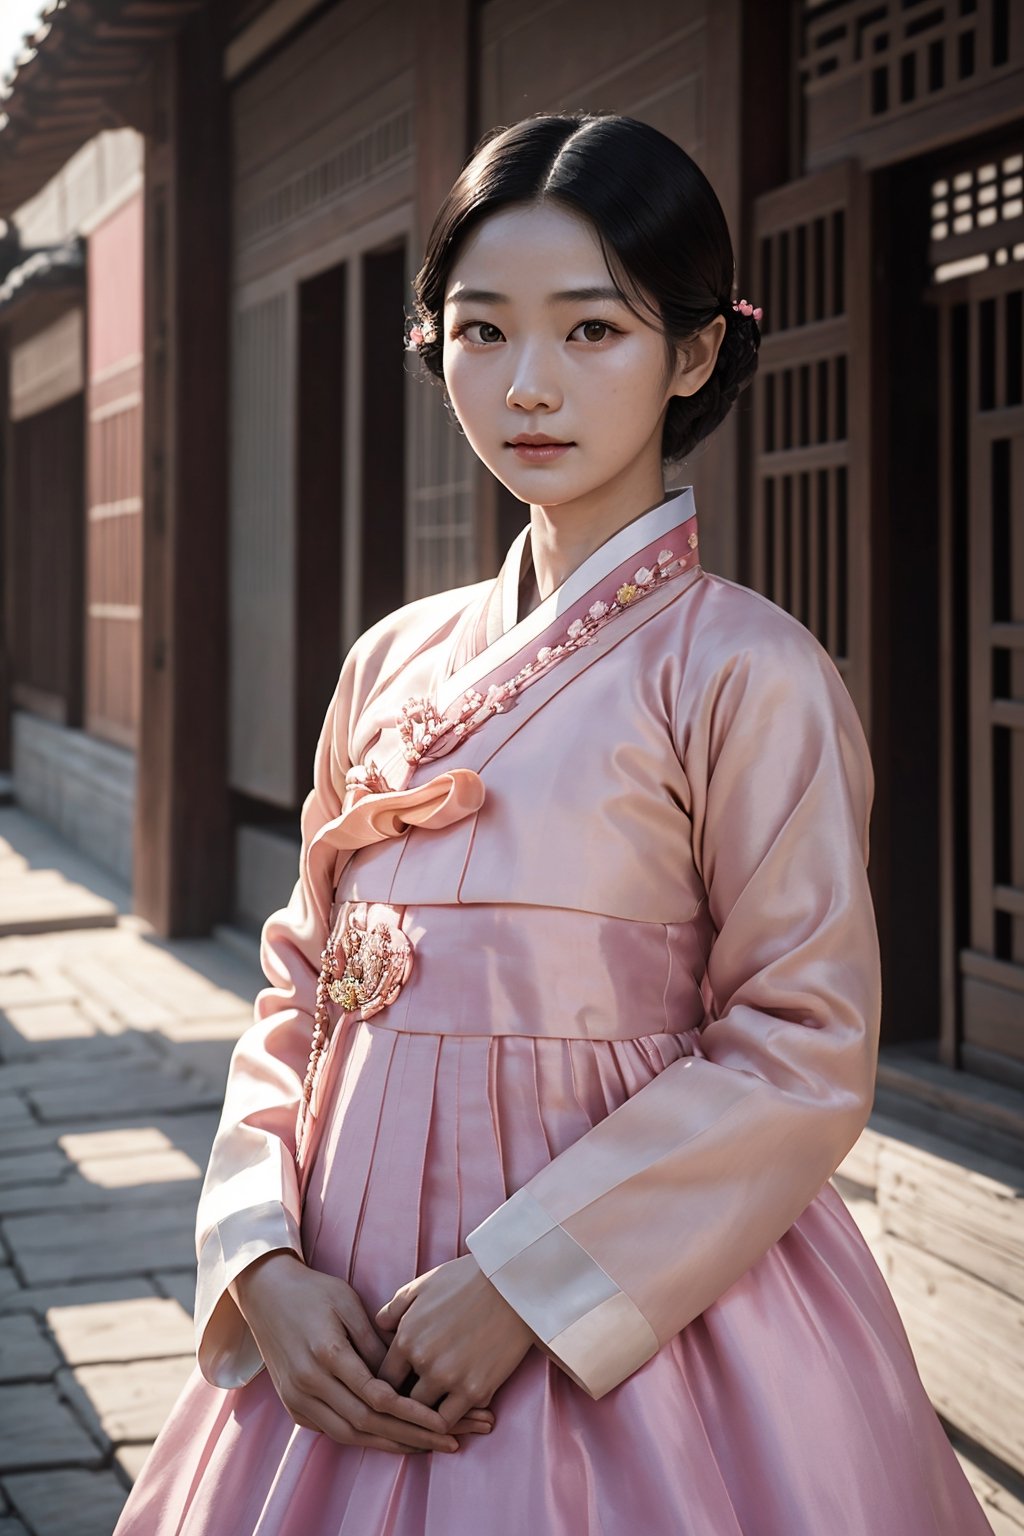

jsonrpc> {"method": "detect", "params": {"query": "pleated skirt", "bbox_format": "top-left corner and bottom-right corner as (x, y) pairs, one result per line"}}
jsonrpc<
(112, 1016), (994, 1535)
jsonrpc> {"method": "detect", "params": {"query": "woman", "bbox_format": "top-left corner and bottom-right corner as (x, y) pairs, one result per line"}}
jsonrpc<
(114, 112), (994, 1534)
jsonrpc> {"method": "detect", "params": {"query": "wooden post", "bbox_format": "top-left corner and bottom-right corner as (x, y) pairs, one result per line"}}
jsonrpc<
(136, 7), (230, 935)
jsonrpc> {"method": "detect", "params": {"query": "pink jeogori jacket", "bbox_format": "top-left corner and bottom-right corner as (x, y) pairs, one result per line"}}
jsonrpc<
(193, 486), (881, 1400)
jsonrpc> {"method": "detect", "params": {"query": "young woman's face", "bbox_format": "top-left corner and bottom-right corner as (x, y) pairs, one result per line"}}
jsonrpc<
(441, 199), (721, 514)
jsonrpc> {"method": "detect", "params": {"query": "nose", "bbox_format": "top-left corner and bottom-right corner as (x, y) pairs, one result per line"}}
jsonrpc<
(506, 344), (562, 412)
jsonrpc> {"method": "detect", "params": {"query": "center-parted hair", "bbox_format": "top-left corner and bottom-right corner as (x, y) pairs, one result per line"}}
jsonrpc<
(408, 111), (761, 465)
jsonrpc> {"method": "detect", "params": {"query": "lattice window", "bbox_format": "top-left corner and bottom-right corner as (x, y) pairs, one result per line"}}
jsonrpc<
(929, 147), (1024, 282)
(798, 0), (1021, 164)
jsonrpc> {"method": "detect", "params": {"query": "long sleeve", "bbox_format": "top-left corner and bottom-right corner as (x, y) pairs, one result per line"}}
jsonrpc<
(193, 661), (353, 1389)
(464, 618), (882, 1400)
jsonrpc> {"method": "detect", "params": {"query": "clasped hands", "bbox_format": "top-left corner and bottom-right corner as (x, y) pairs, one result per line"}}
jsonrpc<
(232, 1251), (536, 1457)
(374, 1253), (537, 1428)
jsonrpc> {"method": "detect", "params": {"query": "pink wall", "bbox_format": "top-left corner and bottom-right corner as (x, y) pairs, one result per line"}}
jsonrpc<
(87, 189), (143, 377)
(84, 187), (144, 748)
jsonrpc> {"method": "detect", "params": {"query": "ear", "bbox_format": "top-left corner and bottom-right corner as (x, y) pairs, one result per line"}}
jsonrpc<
(669, 313), (727, 400)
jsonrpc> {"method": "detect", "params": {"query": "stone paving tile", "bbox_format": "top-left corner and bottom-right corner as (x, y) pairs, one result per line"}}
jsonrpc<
(0, 1518), (30, 1536)
(152, 1270), (196, 1315)
(0, 999), (121, 1063)
(0, 1124), (78, 1156)
(0, 872), (118, 936)
(0, 1160), (205, 1219)
(52, 958), (177, 1031)
(47, 1297), (194, 1366)
(57, 1114), (219, 1169)
(58, 1357), (195, 1446)
(0, 1269), (22, 1304)
(145, 1032), (240, 1085)
(0, 968), (79, 1008)
(0, 1315), (62, 1382)
(3, 1469), (128, 1536)
(0, 1383), (104, 1471)
(0, 1099), (31, 1130)
(0, 1150), (69, 1192)
(0, 1052), (164, 1097)
(26, 1068), (223, 1124)
(0, 1278), (159, 1319)
(113, 1444), (152, 1484)
(0, 810), (131, 918)
(5, 1202), (200, 1285)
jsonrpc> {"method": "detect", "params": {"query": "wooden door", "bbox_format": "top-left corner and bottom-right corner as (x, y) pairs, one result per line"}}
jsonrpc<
(934, 258), (1024, 1079)
(750, 160), (876, 733)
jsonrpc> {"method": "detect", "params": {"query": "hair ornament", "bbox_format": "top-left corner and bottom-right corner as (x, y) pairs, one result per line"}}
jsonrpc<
(732, 297), (764, 322)
(404, 315), (437, 351)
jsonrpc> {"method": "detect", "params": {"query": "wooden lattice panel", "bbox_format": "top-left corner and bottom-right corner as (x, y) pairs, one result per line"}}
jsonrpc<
(798, 0), (1022, 167)
(751, 160), (874, 732)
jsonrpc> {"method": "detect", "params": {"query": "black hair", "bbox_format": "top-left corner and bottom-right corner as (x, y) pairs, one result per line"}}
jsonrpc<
(407, 111), (760, 465)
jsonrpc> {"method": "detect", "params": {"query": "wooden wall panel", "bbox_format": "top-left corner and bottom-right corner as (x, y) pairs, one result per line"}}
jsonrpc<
(231, 0), (414, 289)
(228, 291), (296, 804)
(479, 0), (705, 142)
(470, 0), (750, 579)
(228, 0), (416, 809)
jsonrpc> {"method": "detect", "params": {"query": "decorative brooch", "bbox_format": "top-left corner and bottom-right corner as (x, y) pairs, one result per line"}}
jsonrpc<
(300, 905), (414, 1116)
(396, 534), (700, 767)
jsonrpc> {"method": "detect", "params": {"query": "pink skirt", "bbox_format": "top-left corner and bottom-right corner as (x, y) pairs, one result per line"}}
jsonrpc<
(113, 1017), (993, 1535)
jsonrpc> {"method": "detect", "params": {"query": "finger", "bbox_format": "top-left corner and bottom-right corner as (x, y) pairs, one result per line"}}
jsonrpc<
(374, 1286), (413, 1333)
(436, 1391), (479, 1433)
(332, 1297), (388, 1373)
(312, 1385), (459, 1454)
(453, 1415), (494, 1436)
(328, 1337), (448, 1432)
(376, 1339), (413, 1391)
(341, 1318), (387, 1374)
(303, 1401), (429, 1455)
(355, 1437), (429, 1455)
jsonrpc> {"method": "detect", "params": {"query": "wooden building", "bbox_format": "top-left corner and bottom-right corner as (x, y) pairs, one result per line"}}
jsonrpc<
(0, 0), (1021, 1519)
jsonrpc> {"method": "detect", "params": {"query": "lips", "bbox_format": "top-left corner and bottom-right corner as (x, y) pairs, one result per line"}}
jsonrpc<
(507, 440), (575, 462)
(507, 434), (573, 446)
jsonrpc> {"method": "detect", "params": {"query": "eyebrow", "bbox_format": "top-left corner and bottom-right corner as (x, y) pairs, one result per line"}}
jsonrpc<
(445, 285), (627, 306)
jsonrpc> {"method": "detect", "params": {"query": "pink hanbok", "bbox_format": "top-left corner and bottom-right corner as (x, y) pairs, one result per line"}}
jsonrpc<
(113, 487), (994, 1534)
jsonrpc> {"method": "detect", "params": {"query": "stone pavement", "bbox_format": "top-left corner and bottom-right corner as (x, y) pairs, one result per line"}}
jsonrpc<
(0, 801), (264, 1536)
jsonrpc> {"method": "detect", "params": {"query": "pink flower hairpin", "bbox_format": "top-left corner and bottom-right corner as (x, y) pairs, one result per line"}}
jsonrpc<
(732, 298), (764, 322)
(404, 317), (437, 351)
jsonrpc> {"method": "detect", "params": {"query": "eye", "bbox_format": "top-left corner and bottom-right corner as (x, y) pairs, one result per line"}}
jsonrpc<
(451, 320), (504, 345)
(569, 319), (618, 343)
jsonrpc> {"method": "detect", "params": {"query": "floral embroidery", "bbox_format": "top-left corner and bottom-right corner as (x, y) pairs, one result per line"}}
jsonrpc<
(396, 541), (698, 767)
